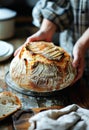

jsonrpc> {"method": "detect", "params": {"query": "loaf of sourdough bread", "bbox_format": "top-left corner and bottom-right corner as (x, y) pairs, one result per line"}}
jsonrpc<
(10, 41), (76, 92)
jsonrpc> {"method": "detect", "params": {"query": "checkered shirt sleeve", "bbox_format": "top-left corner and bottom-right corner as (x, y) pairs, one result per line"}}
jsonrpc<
(32, 0), (73, 32)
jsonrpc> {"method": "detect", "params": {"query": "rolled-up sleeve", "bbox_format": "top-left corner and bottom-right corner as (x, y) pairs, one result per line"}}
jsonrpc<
(32, 0), (73, 32)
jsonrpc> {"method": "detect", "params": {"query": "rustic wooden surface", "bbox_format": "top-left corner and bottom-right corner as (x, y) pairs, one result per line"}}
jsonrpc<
(0, 20), (89, 129)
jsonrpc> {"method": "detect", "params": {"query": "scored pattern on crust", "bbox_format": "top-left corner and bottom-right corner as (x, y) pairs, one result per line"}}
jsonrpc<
(26, 42), (64, 61)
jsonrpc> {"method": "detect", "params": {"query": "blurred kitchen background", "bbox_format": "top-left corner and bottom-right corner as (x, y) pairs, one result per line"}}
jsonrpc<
(0, 0), (40, 44)
(0, 0), (59, 41)
(0, 0), (59, 63)
(0, 0), (40, 63)
(0, 0), (38, 25)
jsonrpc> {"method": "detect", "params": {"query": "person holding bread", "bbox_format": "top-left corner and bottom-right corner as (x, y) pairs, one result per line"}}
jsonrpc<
(15, 0), (89, 83)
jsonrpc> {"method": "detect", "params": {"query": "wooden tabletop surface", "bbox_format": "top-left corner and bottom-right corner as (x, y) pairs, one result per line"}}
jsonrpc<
(0, 22), (89, 129)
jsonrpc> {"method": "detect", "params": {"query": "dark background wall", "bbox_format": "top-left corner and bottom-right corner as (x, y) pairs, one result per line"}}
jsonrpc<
(0, 0), (38, 16)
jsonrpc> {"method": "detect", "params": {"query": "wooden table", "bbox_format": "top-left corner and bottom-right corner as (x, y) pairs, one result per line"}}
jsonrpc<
(0, 23), (89, 129)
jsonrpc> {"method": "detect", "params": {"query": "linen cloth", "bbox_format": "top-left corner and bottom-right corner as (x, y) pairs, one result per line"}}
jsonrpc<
(32, 0), (89, 75)
(29, 104), (89, 130)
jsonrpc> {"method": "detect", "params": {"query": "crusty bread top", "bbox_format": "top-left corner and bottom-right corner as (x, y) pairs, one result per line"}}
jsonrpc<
(0, 91), (21, 120)
(19, 41), (70, 69)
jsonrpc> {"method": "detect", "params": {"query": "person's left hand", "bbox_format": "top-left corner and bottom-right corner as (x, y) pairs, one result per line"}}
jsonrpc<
(72, 41), (85, 83)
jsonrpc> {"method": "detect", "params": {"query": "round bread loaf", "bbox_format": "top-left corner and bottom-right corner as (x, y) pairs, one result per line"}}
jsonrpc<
(9, 41), (76, 92)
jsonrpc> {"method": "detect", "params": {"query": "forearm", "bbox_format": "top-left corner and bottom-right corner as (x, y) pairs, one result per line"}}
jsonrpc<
(75, 28), (89, 54)
(40, 18), (57, 36)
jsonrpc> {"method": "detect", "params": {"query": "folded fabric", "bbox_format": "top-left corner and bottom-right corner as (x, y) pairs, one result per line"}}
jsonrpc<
(29, 104), (89, 130)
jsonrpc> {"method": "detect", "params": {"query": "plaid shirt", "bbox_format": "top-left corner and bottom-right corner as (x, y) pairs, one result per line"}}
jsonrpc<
(32, 0), (89, 75)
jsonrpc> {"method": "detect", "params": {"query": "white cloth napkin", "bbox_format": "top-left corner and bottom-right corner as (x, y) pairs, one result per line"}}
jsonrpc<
(29, 104), (89, 130)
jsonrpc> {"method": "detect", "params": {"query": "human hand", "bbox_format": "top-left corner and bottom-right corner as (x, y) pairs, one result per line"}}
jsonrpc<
(14, 19), (57, 56)
(72, 28), (89, 83)
(26, 18), (57, 43)
(72, 41), (85, 83)
(14, 30), (53, 56)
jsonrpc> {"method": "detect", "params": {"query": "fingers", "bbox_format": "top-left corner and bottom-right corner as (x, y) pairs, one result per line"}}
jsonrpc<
(72, 55), (79, 68)
(74, 68), (83, 83)
(72, 47), (85, 83)
(14, 31), (44, 57)
(73, 58), (85, 83)
(72, 45), (80, 68)
(26, 34), (41, 42)
(26, 35), (43, 43)
(26, 30), (52, 43)
(26, 31), (46, 43)
(14, 32), (45, 57)
(14, 29), (53, 57)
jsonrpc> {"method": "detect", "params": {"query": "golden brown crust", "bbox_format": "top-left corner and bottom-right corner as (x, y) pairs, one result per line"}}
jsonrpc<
(10, 41), (76, 92)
